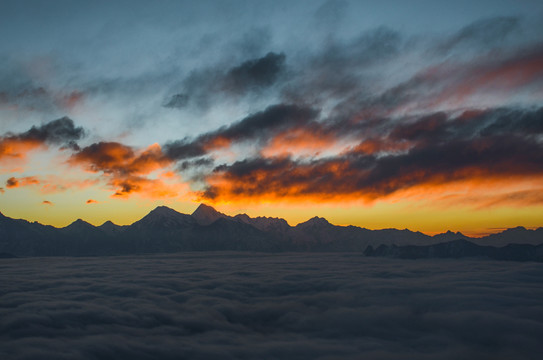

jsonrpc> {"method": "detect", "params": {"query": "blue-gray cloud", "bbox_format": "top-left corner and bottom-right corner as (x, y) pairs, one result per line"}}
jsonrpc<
(1, 254), (542, 359)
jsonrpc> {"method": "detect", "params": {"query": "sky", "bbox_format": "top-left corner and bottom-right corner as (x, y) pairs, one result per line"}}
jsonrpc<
(1, 0), (543, 236)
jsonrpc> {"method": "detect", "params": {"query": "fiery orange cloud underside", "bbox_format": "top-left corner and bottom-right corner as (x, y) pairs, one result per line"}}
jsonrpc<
(0, 138), (45, 162)
(68, 142), (189, 200)
(201, 167), (543, 209)
(261, 128), (338, 157)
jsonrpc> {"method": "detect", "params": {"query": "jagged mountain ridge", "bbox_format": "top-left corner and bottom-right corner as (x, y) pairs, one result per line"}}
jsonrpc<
(364, 239), (543, 262)
(0, 205), (542, 258)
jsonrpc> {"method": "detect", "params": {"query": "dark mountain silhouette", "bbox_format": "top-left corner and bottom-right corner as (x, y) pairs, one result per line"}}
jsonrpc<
(474, 226), (543, 246)
(233, 213), (290, 233)
(133, 206), (196, 229)
(364, 239), (543, 262)
(98, 221), (126, 235)
(191, 203), (228, 225)
(0, 206), (541, 259)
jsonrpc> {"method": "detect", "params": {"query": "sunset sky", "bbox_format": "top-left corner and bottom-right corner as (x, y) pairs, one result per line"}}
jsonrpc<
(1, 0), (542, 236)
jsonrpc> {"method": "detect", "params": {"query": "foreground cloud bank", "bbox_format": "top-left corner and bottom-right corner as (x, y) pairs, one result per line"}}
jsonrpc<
(1, 254), (542, 359)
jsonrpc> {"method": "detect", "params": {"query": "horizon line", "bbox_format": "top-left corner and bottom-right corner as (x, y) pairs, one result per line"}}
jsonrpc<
(1, 204), (540, 239)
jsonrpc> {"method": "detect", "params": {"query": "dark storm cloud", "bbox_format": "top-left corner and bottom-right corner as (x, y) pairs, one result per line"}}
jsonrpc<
(1, 254), (542, 359)
(163, 93), (189, 109)
(224, 52), (286, 94)
(200, 106), (543, 201)
(389, 107), (543, 143)
(0, 117), (85, 160)
(155, 27), (543, 202)
(178, 157), (215, 171)
(388, 112), (448, 143)
(1, 117), (84, 147)
(165, 52), (286, 109)
(207, 103), (317, 141)
(164, 104), (319, 160)
(18, 117), (85, 148)
(478, 107), (543, 136)
(162, 25), (403, 114)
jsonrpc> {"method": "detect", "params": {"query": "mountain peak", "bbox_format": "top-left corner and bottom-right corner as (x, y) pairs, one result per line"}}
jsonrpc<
(64, 218), (95, 231)
(297, 216), (331, 228)
(72, 218), (91, 225)
(99, 220), (125, 234)
(99, 220), (122, 229)
(192, 203), (228, 225)
(149, 205), (180, 216)
(135, 206), (193, 229)
(508, 226), (527, 232)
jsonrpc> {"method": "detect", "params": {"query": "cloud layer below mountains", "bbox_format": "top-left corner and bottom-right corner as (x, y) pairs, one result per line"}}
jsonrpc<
(1, 254), (542, 360)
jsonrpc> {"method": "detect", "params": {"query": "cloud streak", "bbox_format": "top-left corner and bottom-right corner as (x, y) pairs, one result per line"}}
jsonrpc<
(69, 142), (187, 199)
(0, 117), (84, 163)
(165, 52), (286, 109)
(196, 106), (543, 207)
(164, 104), (320, 160)
(6, 176), (40, 188)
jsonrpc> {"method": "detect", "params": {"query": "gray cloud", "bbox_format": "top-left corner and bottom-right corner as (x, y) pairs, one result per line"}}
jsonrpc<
(224, 52), (286, 94)
(1, 254), (542, 359)
(164, 103), (319, 160)
(165, 52), (286, 110)
(199, 106), (543, 202)
(163, 93), (189, 109)
(0, 117), (85, 153)
(438, 16), (521, 54)
(283, 26), (402, 105)
(21, 117), (85, 147)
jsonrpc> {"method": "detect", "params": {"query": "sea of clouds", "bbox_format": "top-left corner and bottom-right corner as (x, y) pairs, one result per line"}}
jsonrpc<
(1, 253), (542, 359)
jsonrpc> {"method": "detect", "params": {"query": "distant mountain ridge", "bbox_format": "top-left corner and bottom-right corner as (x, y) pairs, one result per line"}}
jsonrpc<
(0, 205), (542, 259)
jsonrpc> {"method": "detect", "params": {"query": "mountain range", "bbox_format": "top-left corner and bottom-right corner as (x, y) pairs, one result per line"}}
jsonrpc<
(1, 204), (542, 260)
